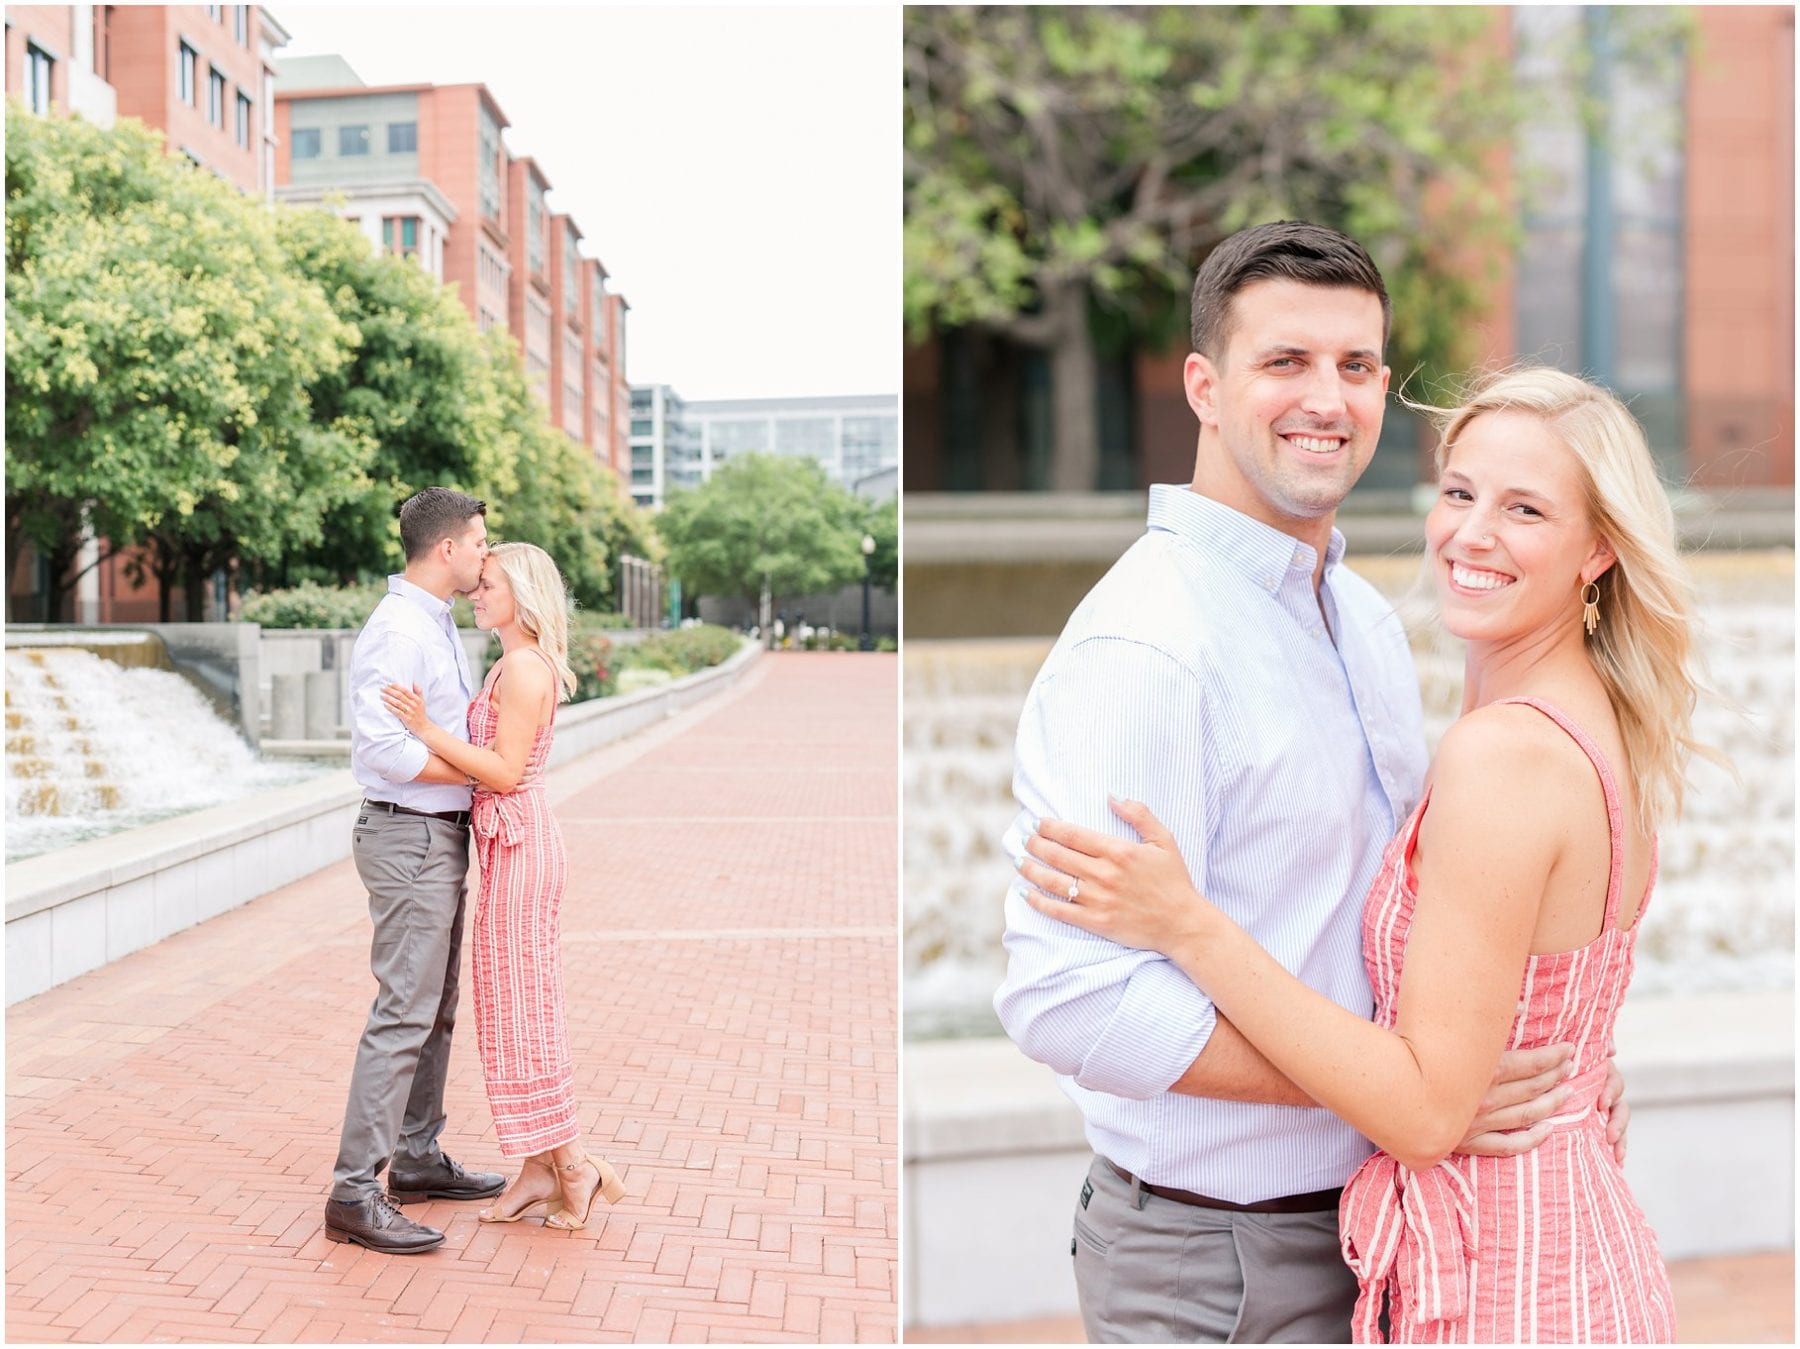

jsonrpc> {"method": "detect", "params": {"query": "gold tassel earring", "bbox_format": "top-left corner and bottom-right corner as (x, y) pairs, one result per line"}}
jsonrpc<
(1581, 581), (1601, 637)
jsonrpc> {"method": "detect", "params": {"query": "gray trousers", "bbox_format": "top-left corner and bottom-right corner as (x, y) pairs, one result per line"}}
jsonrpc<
(330, 808), (470, 1201)
(1072, 1156), (1358, 1344)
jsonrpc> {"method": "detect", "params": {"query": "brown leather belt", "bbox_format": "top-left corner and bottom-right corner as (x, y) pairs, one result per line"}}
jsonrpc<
(1106, 1160), (1342, 1214)
(361, 798), (471, 828)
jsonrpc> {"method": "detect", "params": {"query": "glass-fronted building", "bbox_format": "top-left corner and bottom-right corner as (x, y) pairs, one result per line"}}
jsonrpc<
(629, 389), (899, 508)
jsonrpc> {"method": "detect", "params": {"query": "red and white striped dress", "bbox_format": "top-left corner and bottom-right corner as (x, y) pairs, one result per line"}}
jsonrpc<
(1340, 697), (1675, 1343)
(467, 652), (579, 1158)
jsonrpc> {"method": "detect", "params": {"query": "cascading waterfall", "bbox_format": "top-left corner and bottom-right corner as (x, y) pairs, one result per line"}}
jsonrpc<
(904, 556), (1795, 1038)
(5, 647), (319, 862)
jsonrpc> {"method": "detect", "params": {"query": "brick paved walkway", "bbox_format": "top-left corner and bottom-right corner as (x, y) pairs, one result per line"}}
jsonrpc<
(7, 652), (898, 1344)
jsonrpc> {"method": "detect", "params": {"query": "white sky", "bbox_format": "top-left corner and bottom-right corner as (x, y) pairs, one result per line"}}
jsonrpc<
(279, 4), (898, 401)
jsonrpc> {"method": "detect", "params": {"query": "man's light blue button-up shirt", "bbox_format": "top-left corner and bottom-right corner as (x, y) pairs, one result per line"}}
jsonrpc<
(994, 485), (1428, 1203)
(348, 575), (476, 813)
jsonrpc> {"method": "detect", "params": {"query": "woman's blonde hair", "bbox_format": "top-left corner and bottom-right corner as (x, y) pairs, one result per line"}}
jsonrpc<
(1420, 366), (1717, 834)
(486, 542), (578, 702)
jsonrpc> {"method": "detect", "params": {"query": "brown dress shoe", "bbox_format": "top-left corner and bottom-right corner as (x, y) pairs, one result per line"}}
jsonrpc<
(324, 1192), (445, 1254)
(386, 1151), (506, 1204)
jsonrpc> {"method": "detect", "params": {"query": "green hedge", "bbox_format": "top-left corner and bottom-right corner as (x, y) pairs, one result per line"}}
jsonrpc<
(616, 626), (742, 676)
(239, 581), (388, 629)
(574, 609), (634, 630)
(242, 581), (634, 635)
(569, 626), (618, 702)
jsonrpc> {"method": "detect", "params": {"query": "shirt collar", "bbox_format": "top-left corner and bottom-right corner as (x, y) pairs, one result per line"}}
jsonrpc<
(388, 573), (454, 619)
(1146, 484), (1347, 594)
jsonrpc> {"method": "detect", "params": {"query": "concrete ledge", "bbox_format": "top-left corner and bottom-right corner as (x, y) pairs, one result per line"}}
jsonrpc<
(5, 643), (759, 1006)
(5, 772), (363, 922)
(904, 991), (1794, 1326)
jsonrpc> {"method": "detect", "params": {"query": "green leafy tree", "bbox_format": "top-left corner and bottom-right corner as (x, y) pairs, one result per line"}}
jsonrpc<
(904, 6), (1521, 489)
(267, 206), (512, 586)
(594, 474), (663, 603)
(476, 334), (624, 611)
(6, 106), (356, 619)
(656, 455), (867, 643)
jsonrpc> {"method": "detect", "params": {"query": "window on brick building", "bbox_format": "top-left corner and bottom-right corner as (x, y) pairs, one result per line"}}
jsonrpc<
(97, 7), (113, 81)
(24, 43), (54, 115)
(527, 180), (545, 274)
(236, 91), (252, 148)
(564, 232), (580, 310)
(234, 5), (248, 45)
(178, 41), (197, 106)
(291, 127), (320, 159)
(387, 121), (417, 153)
(478, 107), (502, 221)
(339, 125), (370, 156)
(382, 216), (420, 259)
(208, 67), (226, 127)
(208, 5), (223, 20)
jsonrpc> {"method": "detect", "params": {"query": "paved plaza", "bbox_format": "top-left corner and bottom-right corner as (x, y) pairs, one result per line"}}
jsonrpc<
(7, 652), (898, 1343)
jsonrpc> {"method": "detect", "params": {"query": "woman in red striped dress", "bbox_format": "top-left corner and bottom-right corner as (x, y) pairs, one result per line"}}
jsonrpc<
(384, 542), (626, 1231)
(1020, 369), (1713, 1341)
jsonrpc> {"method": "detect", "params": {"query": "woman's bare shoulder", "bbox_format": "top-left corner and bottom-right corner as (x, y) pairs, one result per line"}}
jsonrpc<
(492, 648), (554, 701)
(1427, 703), (1590, 851)
(1436, 701), (1584, 780)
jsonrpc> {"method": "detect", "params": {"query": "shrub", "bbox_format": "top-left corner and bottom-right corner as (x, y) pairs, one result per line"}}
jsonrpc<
(239, 581), (387, 629)
(574, 608), (634, 630)
(617, 667), (675, 694)
(617, 625), (742, 676)
(570, 628), (616, 702)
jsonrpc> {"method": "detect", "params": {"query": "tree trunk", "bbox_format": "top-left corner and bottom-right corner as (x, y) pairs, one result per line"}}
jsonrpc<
(1044, 281), (1101, 491)
(41, 542), (80, 624)
(3, 499), (25, 602)
(183, 552), (209, 622)
(759, 576), (773, 650)
(977, 335), (1023, 490)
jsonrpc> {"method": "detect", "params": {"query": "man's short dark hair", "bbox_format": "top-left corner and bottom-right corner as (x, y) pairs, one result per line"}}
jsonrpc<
(1189, 221), (1391, 361)
(398, 487), (487, 561)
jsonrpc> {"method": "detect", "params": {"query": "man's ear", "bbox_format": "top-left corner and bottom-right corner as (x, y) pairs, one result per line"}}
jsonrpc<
(1183, 352), (1220, 428)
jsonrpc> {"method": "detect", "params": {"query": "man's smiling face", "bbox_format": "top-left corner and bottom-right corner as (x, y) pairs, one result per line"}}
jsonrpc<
(1187, 278), (1390, 533)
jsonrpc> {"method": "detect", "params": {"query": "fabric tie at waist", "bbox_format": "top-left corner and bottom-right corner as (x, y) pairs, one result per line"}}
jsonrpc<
(1340, 1063), (1610, 1338)
(471, 787), (534, 847)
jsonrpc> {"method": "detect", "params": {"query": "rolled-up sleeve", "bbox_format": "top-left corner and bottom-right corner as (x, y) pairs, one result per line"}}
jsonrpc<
(994, 637), (1219, 1099)
(350, 629), (432, 784)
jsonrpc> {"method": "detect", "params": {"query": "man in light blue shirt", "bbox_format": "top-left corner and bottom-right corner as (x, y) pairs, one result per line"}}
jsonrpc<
(325, 487), (505, 1254)
(995, 223), (1592, 1341)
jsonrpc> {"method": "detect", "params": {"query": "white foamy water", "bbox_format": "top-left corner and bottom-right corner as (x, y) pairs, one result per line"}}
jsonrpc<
(904, 557), (1795, 1038)
(5, 648), (324, 861)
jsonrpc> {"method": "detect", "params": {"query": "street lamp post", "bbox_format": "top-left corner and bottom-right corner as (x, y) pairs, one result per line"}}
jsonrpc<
(859, 533), (875, 651)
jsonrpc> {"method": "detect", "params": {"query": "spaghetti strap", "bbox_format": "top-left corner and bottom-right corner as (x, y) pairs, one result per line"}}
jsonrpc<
(488, 647), (562, 725)
(1494, 696), (1628, 931)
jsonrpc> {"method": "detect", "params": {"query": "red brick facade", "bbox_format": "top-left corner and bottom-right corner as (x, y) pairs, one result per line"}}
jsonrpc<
(110, 6), (266, 193)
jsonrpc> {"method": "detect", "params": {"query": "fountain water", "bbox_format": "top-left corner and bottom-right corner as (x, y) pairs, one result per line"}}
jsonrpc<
(904, 553), (1795, 1038)
(5, 647), (320, 862)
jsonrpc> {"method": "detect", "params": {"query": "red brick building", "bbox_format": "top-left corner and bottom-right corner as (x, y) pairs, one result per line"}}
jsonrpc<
(273, 62), (629, 473)
(7, 5), (283, 194)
